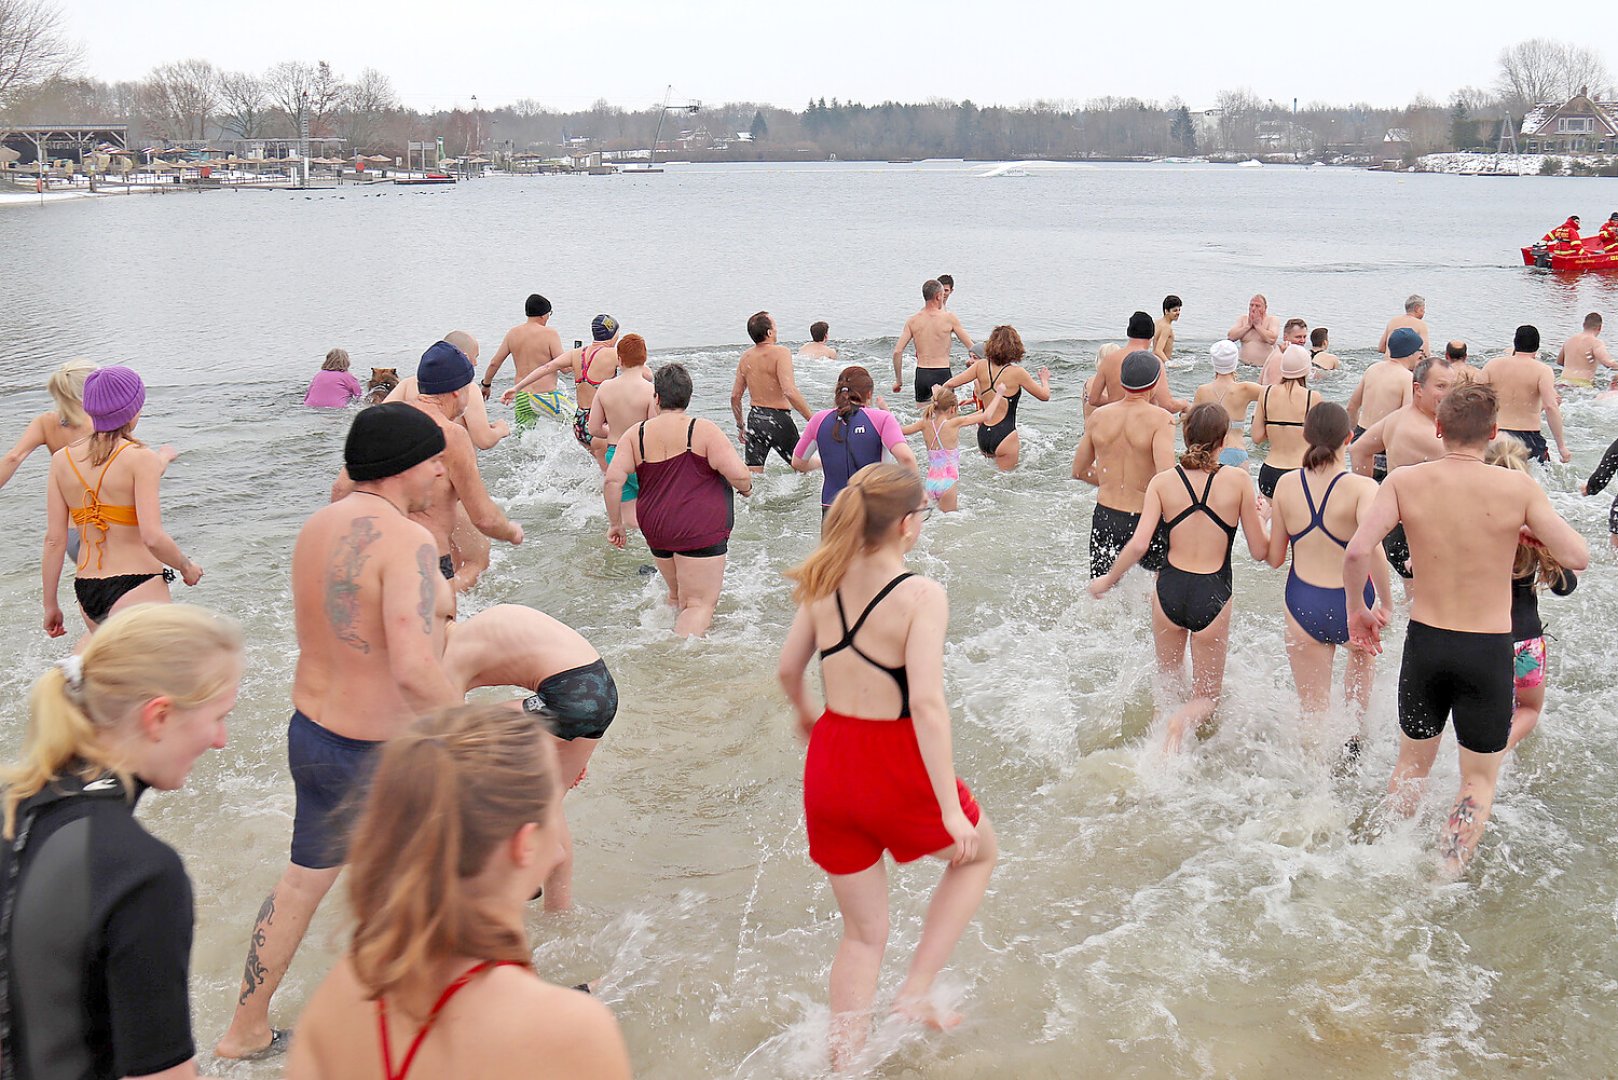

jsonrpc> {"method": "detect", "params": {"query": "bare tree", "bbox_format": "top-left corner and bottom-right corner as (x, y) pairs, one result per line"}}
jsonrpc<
(263, 60), (344, 137)
(1497, 38), (1613, 116)
(339, 67), (396, 150)
(217, 70), (268, 139)
(138, 58), (218, 141)
(1215, 87), (1263, 153)
(0, 0), (81, 106)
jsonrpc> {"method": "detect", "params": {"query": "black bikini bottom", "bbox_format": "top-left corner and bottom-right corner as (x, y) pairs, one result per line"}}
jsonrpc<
(74, 569), (175, 624)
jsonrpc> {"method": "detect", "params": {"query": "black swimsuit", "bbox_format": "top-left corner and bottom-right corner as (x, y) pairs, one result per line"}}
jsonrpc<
(976, 363), (1022, 456)
(1155, 467), (1238, 633)
(1257, 386), (1313, 498)
(819, 572), (914, 717)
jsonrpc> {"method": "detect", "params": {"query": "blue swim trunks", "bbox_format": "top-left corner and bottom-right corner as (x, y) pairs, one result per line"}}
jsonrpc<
(604, 444), (638, 501)
(288, 709), (382, 869)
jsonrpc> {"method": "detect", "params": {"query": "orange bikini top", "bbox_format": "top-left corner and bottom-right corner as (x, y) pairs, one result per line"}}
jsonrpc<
(66, 441), (139, 569)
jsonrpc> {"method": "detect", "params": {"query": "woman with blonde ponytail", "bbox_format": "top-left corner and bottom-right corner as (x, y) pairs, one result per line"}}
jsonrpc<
(1090, 403), (1269, 751)
(288, 704), (631, 1080)
(0, 604), (242, 1080)
(779, 463), (996, 1068)
(0, 359), (96, 492)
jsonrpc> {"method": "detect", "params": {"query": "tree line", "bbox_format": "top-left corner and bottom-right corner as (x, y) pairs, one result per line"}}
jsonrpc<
(0, 3), (1610, 162)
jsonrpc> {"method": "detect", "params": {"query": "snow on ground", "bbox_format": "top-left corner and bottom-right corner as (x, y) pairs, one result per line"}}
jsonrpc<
(1415, 152), (1615, 176)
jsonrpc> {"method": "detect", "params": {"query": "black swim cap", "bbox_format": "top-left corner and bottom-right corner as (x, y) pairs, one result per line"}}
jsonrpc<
(345, 402), (447, 482)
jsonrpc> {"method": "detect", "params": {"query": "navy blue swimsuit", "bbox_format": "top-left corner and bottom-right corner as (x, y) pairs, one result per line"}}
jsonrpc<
(1283, 470), (1376, 646)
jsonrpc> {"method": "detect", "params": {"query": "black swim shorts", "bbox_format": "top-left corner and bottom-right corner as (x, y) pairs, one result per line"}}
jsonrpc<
(744, 406), (800, 468)
(1090, 503), (1168, 579)
(1397, 620), (1513, 754)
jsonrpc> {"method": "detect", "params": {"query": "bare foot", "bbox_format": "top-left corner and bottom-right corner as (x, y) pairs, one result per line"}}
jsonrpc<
(893, 997), (962, 1031)
(214, 1027), (290, 1061)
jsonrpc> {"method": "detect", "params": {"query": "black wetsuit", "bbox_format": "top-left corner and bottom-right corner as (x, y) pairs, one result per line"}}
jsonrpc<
(1, 772), (196, 1079)
(1587, 436), (1618, 534)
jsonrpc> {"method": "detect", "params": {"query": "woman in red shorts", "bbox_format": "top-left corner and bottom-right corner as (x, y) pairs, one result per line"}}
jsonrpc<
(779, 462), (997, 1069)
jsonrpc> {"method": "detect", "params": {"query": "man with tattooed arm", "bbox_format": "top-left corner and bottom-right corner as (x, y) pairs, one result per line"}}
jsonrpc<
(1343, 384), (1587, 878)
(215, 403), (464, 1059)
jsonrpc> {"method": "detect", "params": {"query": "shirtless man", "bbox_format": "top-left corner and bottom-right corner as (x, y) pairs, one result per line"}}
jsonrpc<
(443, 603), (618, 912)
(1092, 312), (1188, 413)
(798, 320), (839, 360)
(1153, 295), (1182, 363)
(387, 331), (508, 589)
(482, 293), (568, 428)
(1442, 341), (1480, 383)
(1376, 294), (1431, 356)
(893, 278), (977, 402)
(590, 333), (656, 530)
(1347, 326), (1422, 480)
(1260, 317), (1310, 386)
(1073, 351), (1177, 578)
(1193, 340), (1262, 466)
(1479, 325), (1571, 464)
(215, 403), (461, 1059)
(732, 311), (812, 473)
(1228, 294), (1280, 369)
(1350, 357), (1456, 580)
(1308, 327), (1340, 372)
(344, 341), (523, 593)
(1345, 383), (1588, 876)
(1556, 312), (1616, 389)
(505, 314), (621, 467)
(937, 273), (954, 305)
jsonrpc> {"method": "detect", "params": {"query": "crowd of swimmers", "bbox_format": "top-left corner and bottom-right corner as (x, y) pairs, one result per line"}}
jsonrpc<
(0, 275), (1613, 1075)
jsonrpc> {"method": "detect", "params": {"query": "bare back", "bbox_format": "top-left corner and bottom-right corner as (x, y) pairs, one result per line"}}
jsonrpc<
(1193, 378), (1261, 448)
(1558, 330), (1611, 383)
(1482, 353), (1554, 430)
(290, 495), (454, 740)
(500, 321), (564, 387)
(737, 343), (794, 409)
(1152, 464), (1249, 575)
(906, 308), (961, 368)
(595, 368), (655, 441)
(1084, 400), (1174, 512)
(1381, 405), (1444, 470)
(49, 439), (162, 577)
(1255, 383), (1317, 469)
(1378, 314), (1430, 353)
(810, 566), (931, 720)
(1354, 360), (1414, 428)
(441, 603), (599, 693)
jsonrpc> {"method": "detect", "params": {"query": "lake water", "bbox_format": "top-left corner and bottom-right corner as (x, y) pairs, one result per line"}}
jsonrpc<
(3, 162), (1617, 1078)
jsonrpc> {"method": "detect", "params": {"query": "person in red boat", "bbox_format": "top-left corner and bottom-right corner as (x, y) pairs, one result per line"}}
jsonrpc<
(1598, 213), (1618, 251)
(1543, 215), (1583, 254)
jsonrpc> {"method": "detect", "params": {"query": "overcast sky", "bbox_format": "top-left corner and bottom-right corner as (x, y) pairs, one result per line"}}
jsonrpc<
(65, 0), (1612, 113)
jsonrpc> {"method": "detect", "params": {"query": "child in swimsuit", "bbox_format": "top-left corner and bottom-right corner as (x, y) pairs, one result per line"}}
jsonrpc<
(778, 463), (996, 1068)
(900, 385), (988, 513)
(1489, 438), (1579, 751)
(1090, 404), (1269, 752)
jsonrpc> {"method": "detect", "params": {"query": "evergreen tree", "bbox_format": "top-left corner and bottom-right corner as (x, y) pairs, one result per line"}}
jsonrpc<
(750, 109), (768, 141)
(1169, 105), (1197, 153)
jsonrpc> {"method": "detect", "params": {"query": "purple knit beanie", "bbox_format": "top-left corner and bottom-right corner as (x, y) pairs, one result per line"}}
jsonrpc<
(83, 366), (146, 432)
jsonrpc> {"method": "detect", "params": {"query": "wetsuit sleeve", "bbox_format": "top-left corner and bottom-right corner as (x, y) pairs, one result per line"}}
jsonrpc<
(341, 372), (363, 400)
(104, 855), (197, 1077)
(1587, 437), (1618, 495)
(794, 410), (826, 458)
(872, 409), (906, 448)
(1552, 568), (1578, 597)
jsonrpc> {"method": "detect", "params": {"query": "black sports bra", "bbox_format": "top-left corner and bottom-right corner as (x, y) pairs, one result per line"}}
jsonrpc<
(819, 572), (915, 718)
(1262, 385), (1314, 428)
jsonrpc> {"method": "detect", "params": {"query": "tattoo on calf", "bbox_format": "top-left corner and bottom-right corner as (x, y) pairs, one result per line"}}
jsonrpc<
(326, 516), (381, 653)
(238, 890), (276, 1005)
(415, 545), (437, 634)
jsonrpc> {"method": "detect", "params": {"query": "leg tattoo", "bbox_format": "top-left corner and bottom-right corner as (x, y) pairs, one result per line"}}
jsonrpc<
(238, 890), (276, 1006)
(1440, 795), (1479, 864)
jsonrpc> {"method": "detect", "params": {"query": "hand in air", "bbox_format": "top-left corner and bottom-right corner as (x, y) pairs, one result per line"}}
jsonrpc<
(181, 561), (204, 587)
(43, 603), (64, 638)
(1037, 367), (1052, 388)
(943, 810), (978, 866)
(499, 388), (517, 406)
(606, 523), (626, 550)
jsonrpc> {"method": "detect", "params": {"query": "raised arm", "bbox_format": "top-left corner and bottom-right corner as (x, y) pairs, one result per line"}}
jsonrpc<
(0, 415), (49, 490)
(382, 541), (461, 710)
(1595, 338), (1618, 370)
(1025, 366), (1052, 402)
(1227, 317), (1249, 342)
(944, 360), (983, 392)
(509, 353), (570, 397)
(902, 581), (976, 864)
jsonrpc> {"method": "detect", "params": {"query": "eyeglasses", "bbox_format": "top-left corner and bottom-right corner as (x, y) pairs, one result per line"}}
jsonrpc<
(909, 505), (934, 522)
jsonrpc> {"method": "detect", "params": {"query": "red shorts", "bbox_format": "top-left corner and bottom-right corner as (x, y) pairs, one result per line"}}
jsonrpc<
(803, 709), (981, 876)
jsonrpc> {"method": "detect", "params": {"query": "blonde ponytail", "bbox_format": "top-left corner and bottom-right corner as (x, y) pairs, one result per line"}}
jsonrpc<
(347, 704), (558, 1015)
(47, 359), (95, 429)
(921, 384), (958, 421)
(786, 463), (923, 603)
(3, 605), (243, 838)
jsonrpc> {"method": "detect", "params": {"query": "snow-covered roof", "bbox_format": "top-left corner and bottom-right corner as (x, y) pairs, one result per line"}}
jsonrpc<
(1521, 97), (1618, 136)
(1384, 129), (1410, 143)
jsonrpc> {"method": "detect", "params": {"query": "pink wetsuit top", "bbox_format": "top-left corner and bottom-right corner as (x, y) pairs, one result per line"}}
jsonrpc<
(304, 369), (363, 408)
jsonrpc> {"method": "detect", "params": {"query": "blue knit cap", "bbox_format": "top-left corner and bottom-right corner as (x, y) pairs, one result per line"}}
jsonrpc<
(417, 340), (474, 394)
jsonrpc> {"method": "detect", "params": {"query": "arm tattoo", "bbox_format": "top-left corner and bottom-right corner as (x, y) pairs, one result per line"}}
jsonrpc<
(237, 890), (276, 1005)
(324, 516), (380, 653)
(415, 544), (438, 635)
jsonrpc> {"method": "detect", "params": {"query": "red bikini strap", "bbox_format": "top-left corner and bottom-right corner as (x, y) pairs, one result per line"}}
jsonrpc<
(377, 959), (525, 1080)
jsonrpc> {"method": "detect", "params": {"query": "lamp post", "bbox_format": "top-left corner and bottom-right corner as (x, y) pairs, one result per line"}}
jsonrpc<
(300, 89), (310, 188)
